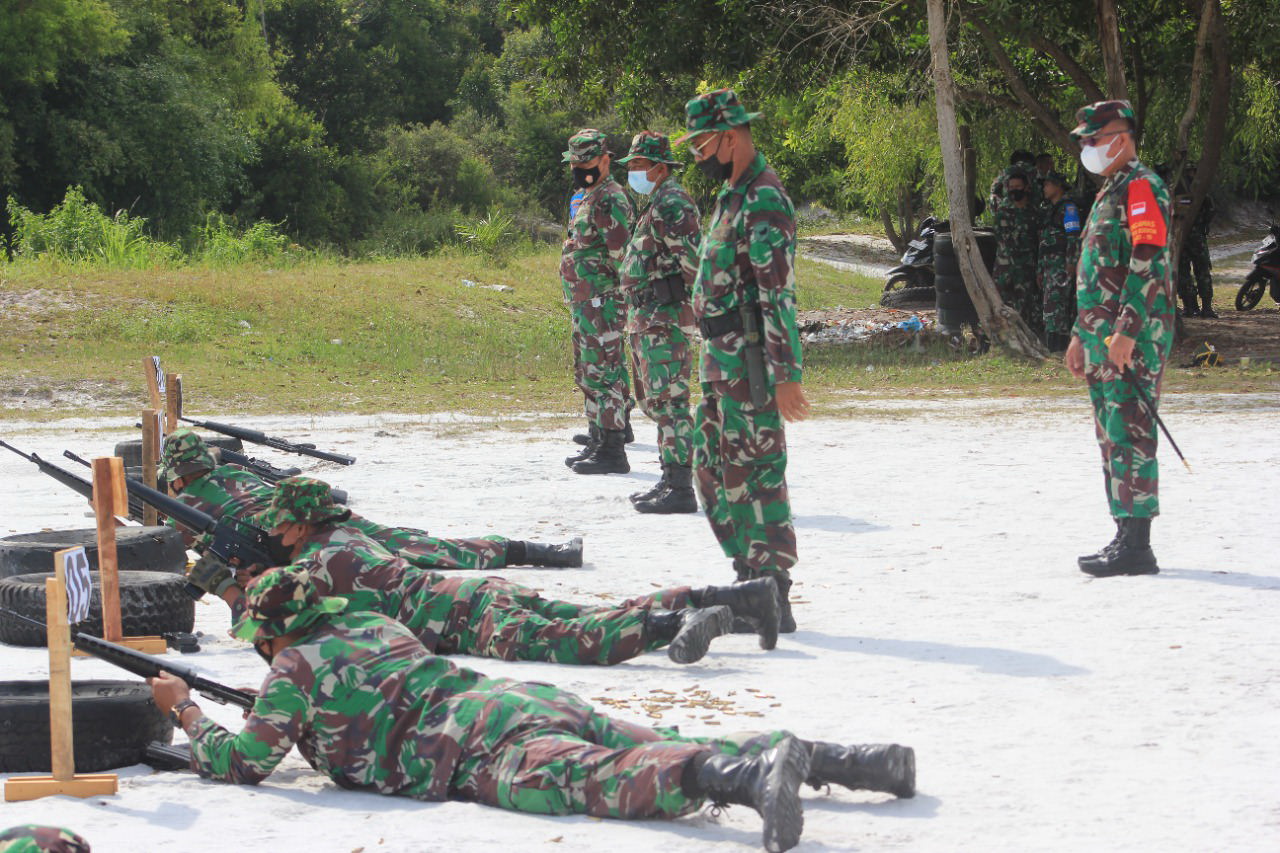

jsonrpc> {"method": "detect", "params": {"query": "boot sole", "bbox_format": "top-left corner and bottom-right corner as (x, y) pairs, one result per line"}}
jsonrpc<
(1081, 562), (1159, 577)
(756, 578), (780, 652)
(633, 492), (699, 514)
(572, 463), (631, 475)
(762, 737), (809, 853)
(667, 605), (734, 664)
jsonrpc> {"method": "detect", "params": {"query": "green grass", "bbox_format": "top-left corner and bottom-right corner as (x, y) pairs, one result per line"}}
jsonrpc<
(0, 247), (1274, 420)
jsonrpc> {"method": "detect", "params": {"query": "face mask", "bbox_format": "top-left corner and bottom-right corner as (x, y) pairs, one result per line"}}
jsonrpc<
(265, 531), (295, 567)
(254, 639), (274, 664)
(628, 170), (656, 195)
(1008, 189), (1027, 202)
(1081, 140), (1120, 175)
(697, 154), (733, 184)
(571, 165), (601, 188)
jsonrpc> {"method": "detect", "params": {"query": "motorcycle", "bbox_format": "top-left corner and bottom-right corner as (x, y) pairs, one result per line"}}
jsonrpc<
(1235, 223), (1280, 311)
(884, 216), (937, 293)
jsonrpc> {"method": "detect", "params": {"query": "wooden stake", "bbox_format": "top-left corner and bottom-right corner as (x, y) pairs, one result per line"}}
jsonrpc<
(165, 373), (182, 435)
(144, 356), (163, 412)
(141, 410), (161, 525)
(91, 457), (128, 642)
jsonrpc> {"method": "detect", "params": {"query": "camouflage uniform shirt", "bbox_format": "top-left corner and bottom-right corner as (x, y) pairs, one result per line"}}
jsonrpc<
(620, 176), (700, 331)
(170, 464), (274, 551)
(559, 176), (635, 303)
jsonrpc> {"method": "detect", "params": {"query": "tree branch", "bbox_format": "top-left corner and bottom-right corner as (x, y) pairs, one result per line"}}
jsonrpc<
(1026, 33), (1105, 101)
(1174, 0), (1214, 157)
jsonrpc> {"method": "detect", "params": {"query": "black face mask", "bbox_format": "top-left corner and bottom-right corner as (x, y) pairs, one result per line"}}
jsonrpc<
(253, 639), (273, 664)
(1008, 189), (1027, 202)
(697, 154), (733, 184)
(571, 165), (601, 188)
(265, 532), (295, 567)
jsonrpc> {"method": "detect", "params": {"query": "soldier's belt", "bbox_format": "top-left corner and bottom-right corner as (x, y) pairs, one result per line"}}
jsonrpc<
(632, 274), (688, 307)
(699, 312), (744, 339)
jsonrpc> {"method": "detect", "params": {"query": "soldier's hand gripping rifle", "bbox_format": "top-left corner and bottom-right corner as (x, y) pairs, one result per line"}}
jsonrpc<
(59, 450), (274, 600)
(179, 416), (355, 466)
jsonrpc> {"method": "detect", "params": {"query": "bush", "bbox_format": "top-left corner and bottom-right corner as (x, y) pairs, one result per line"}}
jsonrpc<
(6, 186), (176, 267)
(356, 206), (464, 258)
(375, 122), (504, 214)
(192, 214), (293, 267)
(454, 206), (524, 262)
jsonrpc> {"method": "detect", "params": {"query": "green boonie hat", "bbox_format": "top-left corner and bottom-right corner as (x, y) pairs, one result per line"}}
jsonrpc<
(562, 129), (610, 164)
(256, 475), (350, 529)
(1043, 170), (1069, 188)
(0, 825), (91, 853)
(616, 131), (680, 166)
(1070, 99), (1134, 139)
(673, 88), (761, 146)
(231, 565), (347, 642)
(161, 428), (216, 481)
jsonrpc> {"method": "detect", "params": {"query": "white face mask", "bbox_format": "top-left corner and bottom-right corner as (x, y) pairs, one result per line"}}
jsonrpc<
(1080, 138), (1121, 175)
(628, 170), (656, 195)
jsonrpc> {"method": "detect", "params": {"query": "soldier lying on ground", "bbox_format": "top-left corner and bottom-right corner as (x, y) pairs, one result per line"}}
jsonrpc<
(149, 567), (916, 853)
(188, 476), (782, 665)
(161, 428), (581, 569)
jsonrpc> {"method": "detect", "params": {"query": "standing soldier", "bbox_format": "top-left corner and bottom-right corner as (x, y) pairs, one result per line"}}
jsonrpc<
(1037, 171), (1083, 353)
(1175, 163), (1217, 317)
(560, 129), (636, 475)
(617, 131), (701, 514)
(989, 149), (1037, 211)
(674, 89), (810, 633)
(1065, 100), (1175, 577)
(993, 170), (1043, 338)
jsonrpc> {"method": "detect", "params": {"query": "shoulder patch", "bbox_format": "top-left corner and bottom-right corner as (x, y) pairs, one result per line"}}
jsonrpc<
(1127, 179), (1167, 247)
(1063, 201), (1081, 234)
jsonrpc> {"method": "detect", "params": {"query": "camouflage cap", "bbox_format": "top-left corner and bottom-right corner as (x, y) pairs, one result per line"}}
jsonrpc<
(673, 88), (761, 146)
(1070, 99), (1135, 139)
(616, 131), (681, 166)
(1042, 170), (1069, 188)
(0, 825), (91, 853)
(231, 565), (347, 642)
(161, 428), (216, 481)
(562, 128), (611, 164)
(256, 475), (350, 529)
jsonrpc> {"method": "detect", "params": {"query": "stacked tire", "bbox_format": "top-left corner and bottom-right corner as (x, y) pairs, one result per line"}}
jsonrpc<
(934, 229), (997, 335)
(0, 527), (186, 581)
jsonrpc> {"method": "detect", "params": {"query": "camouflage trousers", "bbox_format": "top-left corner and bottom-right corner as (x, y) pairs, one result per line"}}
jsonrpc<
(1038, 260), (1076, 339)
(451, 681), (792, 819)
(693, 377), (797, 576)
(380, 529), (510, 571)
(996, 259), (1042, 337)
(1083, 335), (1170, 518)
(628, 314), (695, 466)
(401, 574), (697, 665)
(1176, 234), (1213, 308)
(570, 294), (630, 432)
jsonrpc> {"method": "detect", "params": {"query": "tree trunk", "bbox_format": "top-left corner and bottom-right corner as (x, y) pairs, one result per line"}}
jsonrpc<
(1097, 0), (1129, 99)
(880, 205), (905, 254)
(927, 0), (1047, 359)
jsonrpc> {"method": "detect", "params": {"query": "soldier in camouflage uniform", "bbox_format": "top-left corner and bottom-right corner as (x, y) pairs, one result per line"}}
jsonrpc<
(993, 170), (1043, 338)
(187, 476), (783, 664)
(161, 429), (580, 571)
(1175, 164), (1216, 317)
(617, 131), (701, 514)
(1037, 171), (1083, 352)
(0, 826), (90, 853)
(674, 89), (809, 634)
(560, 129), (637, 475)
(150, 567), (914, 852)
(989, 150), (1039, 211)
(1065, 100), (1175, 577)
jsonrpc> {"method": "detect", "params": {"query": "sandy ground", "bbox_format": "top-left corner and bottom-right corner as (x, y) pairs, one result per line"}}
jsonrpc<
(1, 397), (1278, 852)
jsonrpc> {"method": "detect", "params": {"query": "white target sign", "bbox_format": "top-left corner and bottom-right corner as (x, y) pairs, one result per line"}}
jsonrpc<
(61, 547), (92, 625)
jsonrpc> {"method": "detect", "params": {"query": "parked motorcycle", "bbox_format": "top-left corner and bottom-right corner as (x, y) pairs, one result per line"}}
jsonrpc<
(882, 218), (939, 308)
(1235, 223), (1280, 311)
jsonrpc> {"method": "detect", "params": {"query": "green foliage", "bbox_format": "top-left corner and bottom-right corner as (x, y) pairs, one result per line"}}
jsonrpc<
(7, 187), (176, 268)
(454, 206), (524, 261)
(375, 122), (505, 214)
(193, 215), (293, 267)
(0, 0), (125, 85)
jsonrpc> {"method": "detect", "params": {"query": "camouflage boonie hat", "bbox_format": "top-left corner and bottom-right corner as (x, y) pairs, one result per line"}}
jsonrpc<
(673, 88), (761, 145)
(0, 825), (91, 853)
(161, 428), (216, 481)
(562, 129), (610, 164)
(231, 565), (347, 642)
(1070, 99), (1135, 139)
(256, 476), (350, 529)
(616, 131), (680, 166)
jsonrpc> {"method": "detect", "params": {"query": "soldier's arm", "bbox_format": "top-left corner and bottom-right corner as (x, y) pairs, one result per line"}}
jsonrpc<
(653, 194), (702, 284)
(596, 189), (635, 267)
(187, 664), (310, 785)
(1115, 177), (1171, 339)
(744, 191), (802, 383)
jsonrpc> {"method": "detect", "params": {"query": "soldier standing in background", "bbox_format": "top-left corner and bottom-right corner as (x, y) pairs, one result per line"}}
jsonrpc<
(617, 131), (701, 514)
(989, 149), (1038, 211)
(559, 129), (636, 475)
(1037, 172), (1082, 353)
(675, 89), (809, 633)
(1065, 100), (1175, 577)
(1175, 163), (1217, 317)
(993, 170), (1043, 338)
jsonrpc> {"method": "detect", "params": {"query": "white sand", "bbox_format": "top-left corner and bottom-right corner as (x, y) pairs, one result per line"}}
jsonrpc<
(1, 394), (1277, 852)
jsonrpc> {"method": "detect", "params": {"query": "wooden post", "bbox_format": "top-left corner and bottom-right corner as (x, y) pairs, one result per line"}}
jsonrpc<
(141, 410), (161, 525)
(3, 571), (118, 801)
(165, 373), (183, 435)
(144, 356), (163, 413)
(91, 457), (128, 642)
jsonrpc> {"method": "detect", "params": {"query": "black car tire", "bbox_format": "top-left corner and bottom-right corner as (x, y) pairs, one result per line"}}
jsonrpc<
(0, 571), (194, 647)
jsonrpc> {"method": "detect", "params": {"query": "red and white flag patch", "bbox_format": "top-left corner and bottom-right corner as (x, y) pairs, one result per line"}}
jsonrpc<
(1127, 179), (1167, 247)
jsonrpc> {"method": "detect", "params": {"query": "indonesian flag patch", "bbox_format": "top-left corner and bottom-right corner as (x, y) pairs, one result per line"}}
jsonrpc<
(1127, 178), (1167, 247)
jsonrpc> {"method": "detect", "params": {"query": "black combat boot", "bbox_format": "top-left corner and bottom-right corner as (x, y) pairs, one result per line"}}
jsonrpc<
(635, 463), (697, 514)
(629, 461), (670, 503)
(1080, 517), (1159, 577)
(773, 570), (797, 634)
(689, 738), (810, 853)
(644, 605), (733, 664)
(1077, 517), (1125, 572)
(1199, 288), (1218, 319)
(565, 424), (600, 467)
(695, 576), (780, 651)
(572, 428), (629, 475)
(515, 537), (583, 568)
(801, 741), (916, 798)
(571, 426), (593, 446)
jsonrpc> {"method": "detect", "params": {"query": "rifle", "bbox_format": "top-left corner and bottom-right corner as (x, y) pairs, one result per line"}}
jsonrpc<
(217, 448), (348, 505)
(60, 450), (274, 600)
(0, 607), (255, 709)
(145, 741), (193, 771)
(179, 416), (355, 466)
